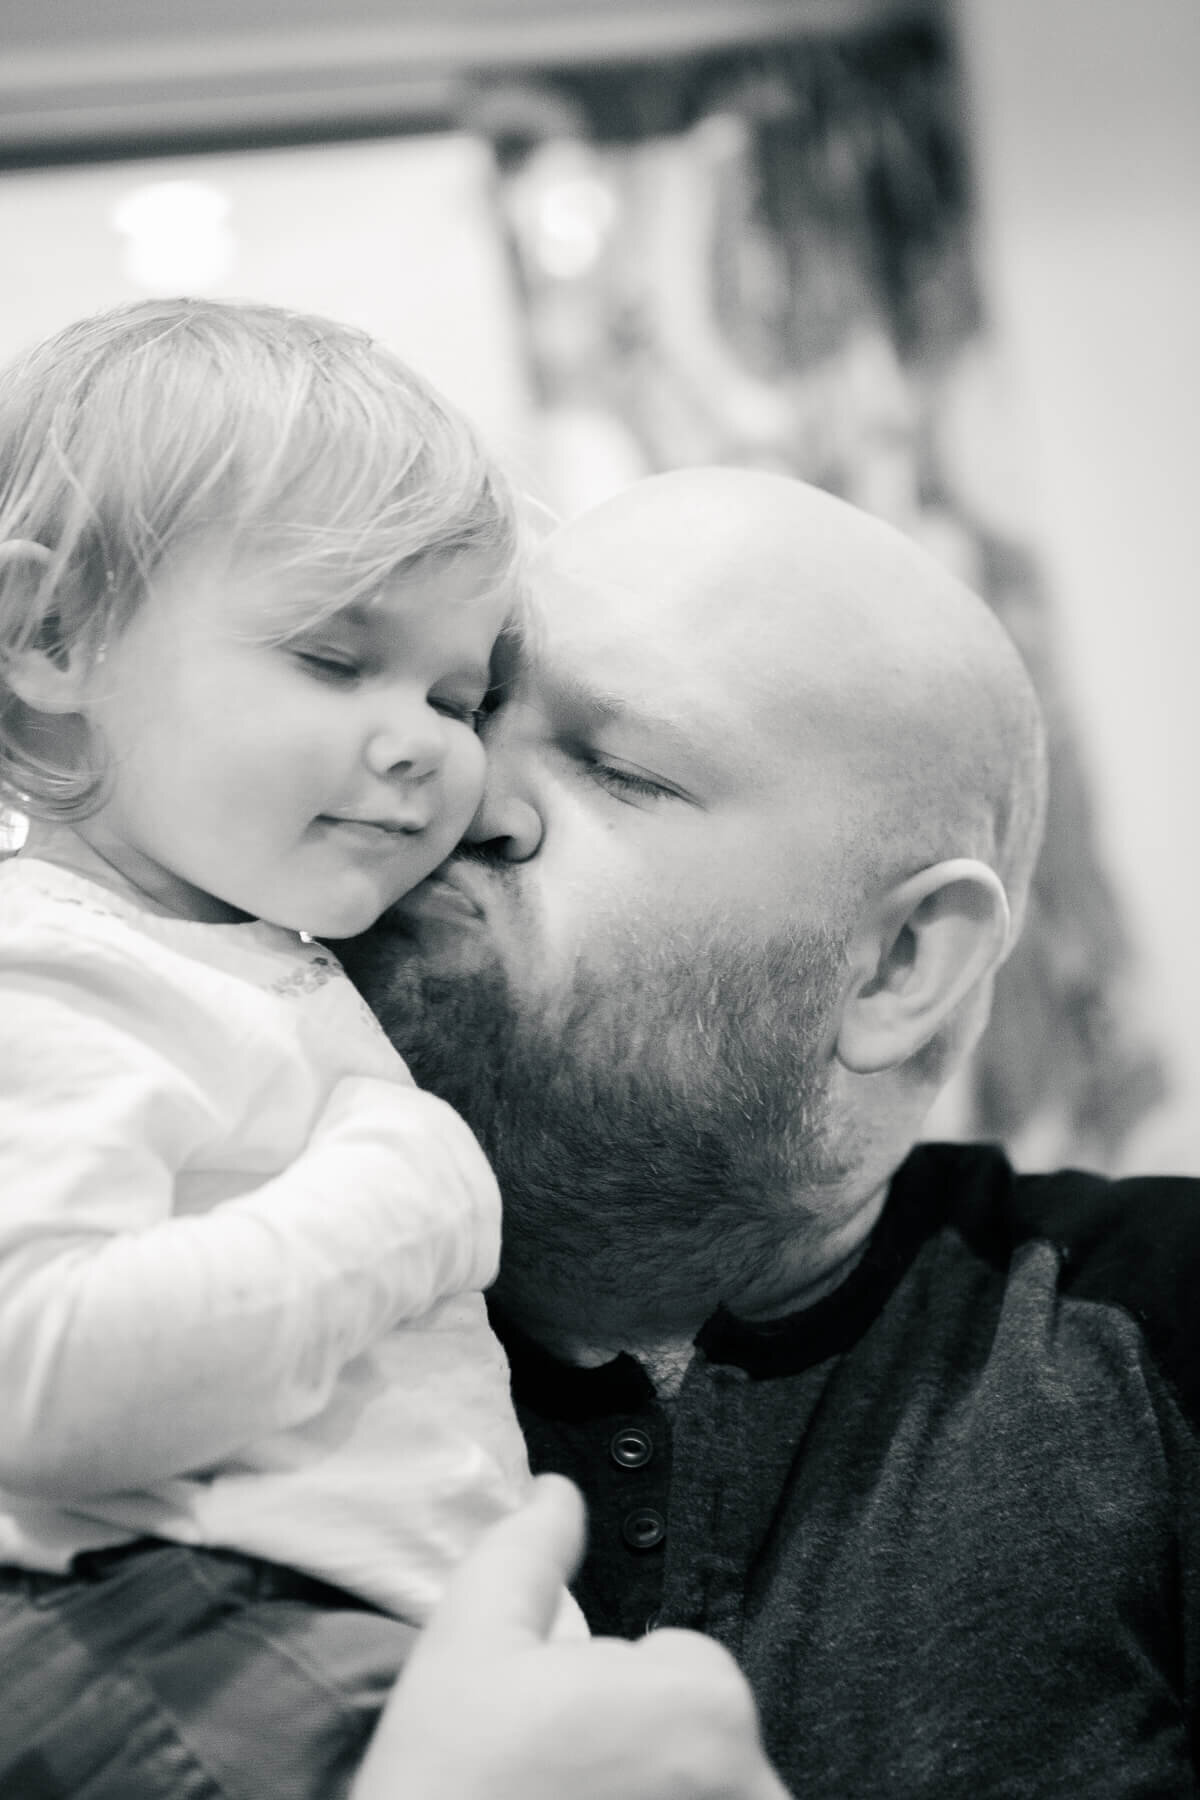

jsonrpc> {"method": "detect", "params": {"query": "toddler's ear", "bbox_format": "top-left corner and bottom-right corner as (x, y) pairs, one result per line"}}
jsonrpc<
(3, 642), (92, 715)
(0, 540), (90, 714)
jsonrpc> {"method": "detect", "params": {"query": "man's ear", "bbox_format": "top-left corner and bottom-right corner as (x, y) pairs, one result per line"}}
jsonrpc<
(2, 643), (92, 716)
(836, 859), (1011, 1075)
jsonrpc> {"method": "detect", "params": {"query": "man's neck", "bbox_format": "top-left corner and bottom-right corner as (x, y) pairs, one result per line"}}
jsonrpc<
(726, 1185), (888, 1321)
(519, 1177), (892, 1375)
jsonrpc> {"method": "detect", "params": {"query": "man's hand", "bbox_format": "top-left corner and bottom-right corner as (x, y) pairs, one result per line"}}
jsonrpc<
(350, 1474), (790, 1800)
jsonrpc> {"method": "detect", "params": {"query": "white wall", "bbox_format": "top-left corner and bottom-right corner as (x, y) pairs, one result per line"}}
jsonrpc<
(957, 0), (1200, 1171)
(0, 134), (532, 461)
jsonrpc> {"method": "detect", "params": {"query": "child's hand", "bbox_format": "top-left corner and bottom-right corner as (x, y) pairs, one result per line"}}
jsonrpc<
(350, 1474), (791, 1800)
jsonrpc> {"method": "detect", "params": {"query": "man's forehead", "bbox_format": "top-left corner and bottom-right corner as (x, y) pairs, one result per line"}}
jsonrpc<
(520, 565), (728, 727)
(529, 555), (820, 727)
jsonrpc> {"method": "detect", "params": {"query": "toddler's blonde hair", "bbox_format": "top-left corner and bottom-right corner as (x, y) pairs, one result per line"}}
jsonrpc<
(0, 297), (520, 820)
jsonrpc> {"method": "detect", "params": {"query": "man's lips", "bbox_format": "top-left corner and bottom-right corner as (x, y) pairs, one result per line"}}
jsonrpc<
(397, 865), (485, 924)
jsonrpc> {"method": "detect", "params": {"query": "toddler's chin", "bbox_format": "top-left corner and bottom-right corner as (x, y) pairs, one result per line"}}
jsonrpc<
(256, 885), (396, 945)
(303, 903), (391, 944)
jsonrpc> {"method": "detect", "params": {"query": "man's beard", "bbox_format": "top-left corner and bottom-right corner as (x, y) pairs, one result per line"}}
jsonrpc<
(347, 906), (852, 1348)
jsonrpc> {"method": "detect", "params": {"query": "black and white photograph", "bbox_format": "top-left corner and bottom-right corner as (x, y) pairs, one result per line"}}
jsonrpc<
(0, 2), (1197, 1794)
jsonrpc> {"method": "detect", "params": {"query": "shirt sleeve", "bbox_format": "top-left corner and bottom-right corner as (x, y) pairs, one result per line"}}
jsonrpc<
(0, 927), (501, 1499)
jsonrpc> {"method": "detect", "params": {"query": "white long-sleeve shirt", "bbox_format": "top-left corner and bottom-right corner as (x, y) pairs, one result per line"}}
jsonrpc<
(0, 857), (531, 1623)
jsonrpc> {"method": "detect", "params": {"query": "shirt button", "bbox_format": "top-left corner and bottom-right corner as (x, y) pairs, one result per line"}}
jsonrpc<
(609, 1426), (653, 1469)
(622, 1507), (666, 1551)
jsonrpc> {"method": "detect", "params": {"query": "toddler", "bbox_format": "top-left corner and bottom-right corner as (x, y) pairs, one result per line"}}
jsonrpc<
(0, 298), (580, 1798)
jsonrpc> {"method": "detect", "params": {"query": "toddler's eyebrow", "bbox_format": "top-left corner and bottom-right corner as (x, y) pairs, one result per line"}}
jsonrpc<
(328, 601), (379, 633)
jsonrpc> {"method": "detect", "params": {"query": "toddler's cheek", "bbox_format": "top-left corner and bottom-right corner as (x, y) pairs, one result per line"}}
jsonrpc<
(449, 733), (489, 823)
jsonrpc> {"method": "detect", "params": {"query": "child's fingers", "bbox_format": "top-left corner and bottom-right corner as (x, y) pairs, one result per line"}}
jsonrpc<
(419, 1473), (586, 1656)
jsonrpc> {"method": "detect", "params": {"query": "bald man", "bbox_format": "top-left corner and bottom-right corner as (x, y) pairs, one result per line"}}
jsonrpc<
(342, 468), (1200, 1799)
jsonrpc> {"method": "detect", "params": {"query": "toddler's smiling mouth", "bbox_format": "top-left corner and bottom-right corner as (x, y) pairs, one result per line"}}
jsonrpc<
(319, 813), (427, 837)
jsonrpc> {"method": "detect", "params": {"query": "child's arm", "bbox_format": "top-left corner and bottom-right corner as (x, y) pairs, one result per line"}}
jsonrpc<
(0, 955), (500, 1500)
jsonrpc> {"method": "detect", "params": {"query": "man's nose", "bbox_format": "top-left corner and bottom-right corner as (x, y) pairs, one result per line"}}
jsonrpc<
(465, 770), (542, 860)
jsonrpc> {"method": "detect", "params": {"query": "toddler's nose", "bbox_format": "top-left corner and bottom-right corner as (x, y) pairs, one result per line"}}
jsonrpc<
(364, 717), (443, 782)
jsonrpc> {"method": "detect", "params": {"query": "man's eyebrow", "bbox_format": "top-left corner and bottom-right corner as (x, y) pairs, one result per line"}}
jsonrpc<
(540, 669), (697, 752)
